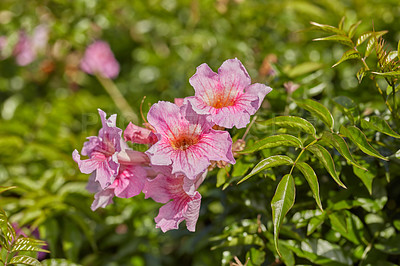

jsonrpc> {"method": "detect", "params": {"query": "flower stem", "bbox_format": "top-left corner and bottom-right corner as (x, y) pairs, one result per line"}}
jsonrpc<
(96, 74), (138, 123)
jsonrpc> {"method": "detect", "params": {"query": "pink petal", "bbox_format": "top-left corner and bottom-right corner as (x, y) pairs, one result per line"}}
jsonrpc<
(91, 189), (115, 211)
(245, 83), (272, 112)
(112, 166), (147, 198)
(218, 58), (251, 91)
(124, 122), (157, 144)
(189, 63), (219, 105)
(117, 149), (150, 165)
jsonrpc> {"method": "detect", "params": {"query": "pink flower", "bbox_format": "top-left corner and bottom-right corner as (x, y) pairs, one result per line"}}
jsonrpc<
(124, 122), (157, 145)
(13, 31), (36, 66)
(73, 109), (123, 189)
(185, 58), (272, 128)
(146, 101), (235, 180)
(89, 164), (148, 210)
(81, 40), (120, 79)
(144, 168), (206, 232)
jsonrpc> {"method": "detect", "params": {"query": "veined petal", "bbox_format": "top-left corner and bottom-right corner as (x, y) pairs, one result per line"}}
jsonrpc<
(72, 149), (100, 174)
(91, 189), (115, 211)
(189, 63), (219, 105)
(218, 58), (251, 91)
(112, 165), (147, 198)
(245, 83), (273, 111)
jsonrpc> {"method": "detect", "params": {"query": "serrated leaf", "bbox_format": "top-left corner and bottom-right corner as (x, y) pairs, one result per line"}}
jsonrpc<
(365, 36), (376, 57)
(340, 125), (388, 161)
(313, 35), (354, 47)
(271, 174), (295, 257)
(240, 134), (303, 154)
(9, 255), (41, 266)
(361, 116), (400, 138)
(370, 70), (400, 77)
(348, 20), (362, 38)
(321, 131), (365, 170)
(332, 49), (361, 68)
(295, 162), (323, 211)
(287, 62), (324, 78)
(260, 116), (316, 137)
(238, 155), (293, 184)
(307, 144), (346, 188)
(310, 21), (345, 35)
(295, 99), (334, 129)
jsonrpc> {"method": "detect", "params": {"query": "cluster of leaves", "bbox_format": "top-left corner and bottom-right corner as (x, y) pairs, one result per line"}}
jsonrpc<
(0, 186), (49, 266)
(311, 18), (400, 126)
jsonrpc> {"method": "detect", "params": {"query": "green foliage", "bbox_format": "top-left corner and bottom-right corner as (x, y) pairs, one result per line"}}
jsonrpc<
(1, 0), (400, 265)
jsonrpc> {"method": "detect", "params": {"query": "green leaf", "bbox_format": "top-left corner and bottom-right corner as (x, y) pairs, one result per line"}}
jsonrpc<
(353, 163), (376, 195)
(271, 174), (295, 257)
(398, 40), (400, 60)
(313, 35), (354, 47)
(307, 213), (326, 235)
(370, 70), (400, 77)
(361, 116), (400, 138)
(321, 131), (365, 170)
(260, 116), (316, 137)
(307, 144), (346, 188)
(295, 99), (334, 129)
(287, 62), (324, 78)
(348, 20), (362, 38)
(238, 155), (293, 184)
(246, 248), (266, 266)
(338, 17), (345, 30)
(9, 255), (41, 266)
(0, 186), (16, 194)
(42, 259), (81, 266)
(356, 32), (373, 46)
(340, 125), (388, 161)
(328, 212), (347, 235)
(332, 49), (361, 68)
(310, 21), (345, 35)
(295, 162), (323, 211)
(11, 237), (49, 253)
(240, 134), (303, 154)
(356, 67), (368, 83)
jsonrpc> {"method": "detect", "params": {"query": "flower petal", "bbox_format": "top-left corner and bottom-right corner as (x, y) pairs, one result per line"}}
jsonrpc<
(91, 189), (115, 211)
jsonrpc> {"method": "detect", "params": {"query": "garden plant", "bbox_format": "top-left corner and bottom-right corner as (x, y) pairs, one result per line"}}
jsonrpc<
(0, 1), (400, 265)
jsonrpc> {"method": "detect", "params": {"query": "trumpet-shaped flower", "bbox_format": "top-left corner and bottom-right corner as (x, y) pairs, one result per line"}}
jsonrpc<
(186, 58), (272, 128)
(144, 167), (206, 232)
(124, 122), (157, 145)
(81, 41), (120, 79)
(146, 101), (235, 180)
(73, 109), (123, 189)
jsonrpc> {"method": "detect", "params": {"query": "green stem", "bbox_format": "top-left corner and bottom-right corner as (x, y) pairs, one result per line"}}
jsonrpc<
(288, 138), (319, 176)
(96, 74), (139, 123)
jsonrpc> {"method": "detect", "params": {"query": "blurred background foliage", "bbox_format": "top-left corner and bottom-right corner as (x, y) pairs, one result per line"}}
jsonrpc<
(0, 0), (400, 265)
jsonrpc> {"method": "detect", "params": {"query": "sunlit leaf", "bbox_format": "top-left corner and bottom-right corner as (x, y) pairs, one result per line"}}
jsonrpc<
(0, 186), (16, 194)
(11, 237), (49, 253)
(328, 211), (347, 234)
(307, 144), (346, 188)
(361, 116), (400, 138)
(340, 125), (388, 161)
(356, 67), (368, 83)
(271, 174), (295, 256)
(307, 213), (326, 235)
(310, 21), (345, 35)
(42, 259), (81, 266)
(313, 35), (354, 47)
(321, 131), (365, 170)
(9, 255), (41, 266)
(259, 116), (316, 137)
(353, 163), (376, 195)
(348, 20), (362, 38)
(370, 70), (400, 77)
(295, 99), (334, 129)
(295, 162), (323, 211)
(240, 134), (303, 154)
(238, 155), (293, 184)
(332, 49), (361, 68)
(356, 32), (373, 46)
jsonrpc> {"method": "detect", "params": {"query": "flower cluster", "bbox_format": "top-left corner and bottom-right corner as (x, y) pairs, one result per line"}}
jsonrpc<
(73, 58), (272, 232)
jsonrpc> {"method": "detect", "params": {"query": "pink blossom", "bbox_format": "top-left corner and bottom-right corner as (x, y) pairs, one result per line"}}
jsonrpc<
(13, 31), (36, 66)
(124, 122), (157, 145)
(146, 101), (235, 180)
(186, 58), (272, 128)
(81, 40), (120, 79)
(90, 164), (148, 210)
(144, 168), (206, 232)
(73, 109), (123, 189)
